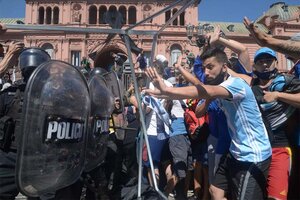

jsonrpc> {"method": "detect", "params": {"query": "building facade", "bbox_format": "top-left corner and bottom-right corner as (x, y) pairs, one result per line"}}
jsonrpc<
(0, 1), (300, 72)
(22, 0), (199, 69)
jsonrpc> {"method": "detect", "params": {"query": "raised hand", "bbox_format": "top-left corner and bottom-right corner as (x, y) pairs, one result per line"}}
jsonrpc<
(0, 41), (24, 76)
(144, 67), (167, 97)
(207, 25), (221, 45)
(243, 16), (268, 47)
(174, 54), (187, 69)
(7, 41), (24, 54)
(145, 67), (166, 90)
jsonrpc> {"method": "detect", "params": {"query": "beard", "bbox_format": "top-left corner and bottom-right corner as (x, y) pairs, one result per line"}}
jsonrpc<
(205, 71), (227, 85)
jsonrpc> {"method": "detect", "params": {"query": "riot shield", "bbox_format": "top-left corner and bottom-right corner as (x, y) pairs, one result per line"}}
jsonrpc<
(102, 71), (124, 113)
(16, 60), (90, 197)
(85, 74), (114, 172)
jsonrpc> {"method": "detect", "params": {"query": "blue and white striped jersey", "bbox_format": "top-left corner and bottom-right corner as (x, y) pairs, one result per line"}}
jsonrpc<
(218, 76), (272, 163)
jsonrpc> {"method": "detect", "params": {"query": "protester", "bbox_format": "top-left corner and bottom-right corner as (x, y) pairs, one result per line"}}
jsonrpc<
(144, 47), (272, 200)
(81, 56), (91, 72)
(142, 54), (171, 188)
(135, 50), (147, 71)
(184, 98), (210, 200)
(229, 47), (300, 200)
(163, 77), (193, 200)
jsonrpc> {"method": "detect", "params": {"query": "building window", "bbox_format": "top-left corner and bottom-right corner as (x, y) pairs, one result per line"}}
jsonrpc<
(128, 6), (136, 24)
(170, 44), (182, 66)
(99, 6), (107, 24)
(165, 10), (171, 22)
(172, 9), (178, 26)
(46, 7), (52, 24)
(105, 6), (118, 25)
(38, 7), (45, 24)
(227, 24), (235, 32)
(53, 7), (59, 24)
(41, 43), (55, 59)
(71, 51), (81, 67)
(119, 6), (127, 24)
(89, 5), (97, 24)
(180, 12), (185, 26)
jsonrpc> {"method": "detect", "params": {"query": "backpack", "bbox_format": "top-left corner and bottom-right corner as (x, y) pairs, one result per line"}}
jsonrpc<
(0, 86), (24, 152)
(184, 99), (210, 142)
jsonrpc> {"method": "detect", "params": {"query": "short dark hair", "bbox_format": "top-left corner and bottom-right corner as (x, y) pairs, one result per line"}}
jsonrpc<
(200, 47), (229, 65)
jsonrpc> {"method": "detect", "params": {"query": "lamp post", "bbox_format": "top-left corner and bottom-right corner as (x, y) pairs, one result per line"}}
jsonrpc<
(186, 24), (194, 41)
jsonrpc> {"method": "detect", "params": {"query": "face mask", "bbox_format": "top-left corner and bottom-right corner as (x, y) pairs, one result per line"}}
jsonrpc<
(205, 70), (226, 85)
(254, 68), (278, 80)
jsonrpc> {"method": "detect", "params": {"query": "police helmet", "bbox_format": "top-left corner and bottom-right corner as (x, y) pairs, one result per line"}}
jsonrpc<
(89, 67), (108, 77)
(19, 47), (51, 81)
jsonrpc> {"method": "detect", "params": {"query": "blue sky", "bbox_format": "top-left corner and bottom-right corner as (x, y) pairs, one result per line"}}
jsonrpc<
(0, 0), (298, 23)
(198, 0), (298, 22)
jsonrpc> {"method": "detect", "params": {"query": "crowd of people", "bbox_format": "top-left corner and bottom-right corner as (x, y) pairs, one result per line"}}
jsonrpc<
(142, 17), (300, 200)
(0, 16), (300, 200)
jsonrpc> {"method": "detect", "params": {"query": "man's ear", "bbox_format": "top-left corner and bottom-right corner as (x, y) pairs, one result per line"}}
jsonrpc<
(222, 62), (229, 72)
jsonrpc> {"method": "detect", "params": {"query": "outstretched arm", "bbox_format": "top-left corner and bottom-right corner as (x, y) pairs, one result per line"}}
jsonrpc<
(209, 25), (252, 72)
(144, 67), (231, 100)
(244, 16), (300, 61)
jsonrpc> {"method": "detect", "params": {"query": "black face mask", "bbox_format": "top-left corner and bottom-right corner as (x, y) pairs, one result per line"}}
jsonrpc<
(254, 68), (278, 80)
(22, 67), (36, 83)
(205, 70), (227, 85)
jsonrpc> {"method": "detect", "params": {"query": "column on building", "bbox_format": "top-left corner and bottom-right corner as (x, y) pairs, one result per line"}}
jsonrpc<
(62, 39), (70, 63)
(59, 2), (63, 24)
(33, 2), (39, 24)
(43, 6), (47, 24)
(82, 3), (87, 24)
(25, 2), (33, 24)
(96, 6), (99, 25)
(51, 8), (54, 24)
(136, 2), (143, 23)
(82, 37), (87, 59)
(67, 2), (72, 24)
(57, 39), (63, 60)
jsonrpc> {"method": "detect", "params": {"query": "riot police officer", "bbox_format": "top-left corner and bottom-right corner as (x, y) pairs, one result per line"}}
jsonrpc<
(0, 47), (50, 199)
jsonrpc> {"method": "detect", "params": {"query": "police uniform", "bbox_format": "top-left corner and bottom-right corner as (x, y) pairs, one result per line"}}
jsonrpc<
(0, 83), (25, 200)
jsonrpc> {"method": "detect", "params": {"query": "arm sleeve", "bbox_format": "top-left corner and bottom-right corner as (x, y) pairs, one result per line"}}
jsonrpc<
(220, 77), (246, 101)
(193, 56), (205, 83)
(234, 60), (253, 76)
(294, 63), (300, 79)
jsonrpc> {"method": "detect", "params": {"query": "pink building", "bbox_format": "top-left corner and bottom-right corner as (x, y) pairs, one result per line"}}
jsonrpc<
(0, 1), (300, 72)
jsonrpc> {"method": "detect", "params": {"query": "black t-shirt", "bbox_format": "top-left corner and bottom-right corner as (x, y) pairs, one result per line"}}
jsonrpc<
(252, 74), (300, 147)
